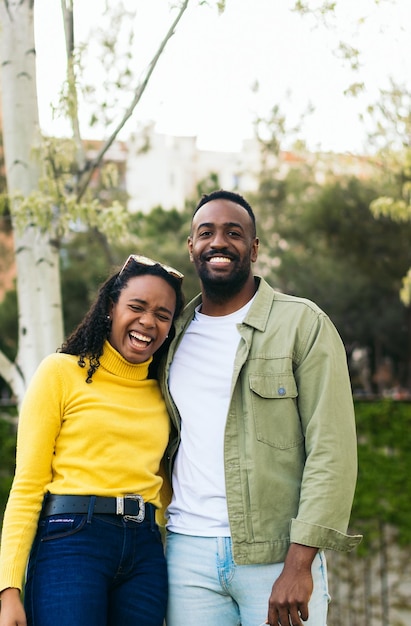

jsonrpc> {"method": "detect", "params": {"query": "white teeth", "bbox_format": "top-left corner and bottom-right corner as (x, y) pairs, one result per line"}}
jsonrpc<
(129, 331), (151, 344)
(209, 257), (231, 264)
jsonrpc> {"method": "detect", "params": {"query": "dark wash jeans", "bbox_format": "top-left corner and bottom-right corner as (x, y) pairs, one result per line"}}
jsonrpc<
(24, 511), (167, 626)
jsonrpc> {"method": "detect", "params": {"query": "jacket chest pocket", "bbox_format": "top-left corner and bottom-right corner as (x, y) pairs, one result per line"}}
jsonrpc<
(249, 373), (304, 449)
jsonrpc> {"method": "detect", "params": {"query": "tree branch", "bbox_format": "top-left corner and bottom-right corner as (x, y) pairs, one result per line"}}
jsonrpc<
(60, 0), (86, 171)
(0, 349), (25, 403)
(75, 0), (191, 202)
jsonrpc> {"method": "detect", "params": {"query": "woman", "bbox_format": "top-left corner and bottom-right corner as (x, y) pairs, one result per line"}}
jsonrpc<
(0, 254), (184, 626)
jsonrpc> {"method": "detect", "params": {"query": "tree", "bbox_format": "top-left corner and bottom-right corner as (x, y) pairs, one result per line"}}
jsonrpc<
(274, 176), (411, 387)
(247, 97), (411, 388)
(0, 0), (61, 406)
(363, 81), (411, 306)
(0, 0), (200, 407)
(359, 82), (411, 385)
(303, 178), (411, 388)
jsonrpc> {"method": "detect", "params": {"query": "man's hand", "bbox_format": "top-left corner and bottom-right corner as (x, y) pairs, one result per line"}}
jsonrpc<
(267, 543), (318, 626)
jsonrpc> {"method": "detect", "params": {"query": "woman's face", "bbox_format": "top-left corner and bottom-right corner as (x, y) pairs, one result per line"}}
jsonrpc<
(109, 274), (176, 364)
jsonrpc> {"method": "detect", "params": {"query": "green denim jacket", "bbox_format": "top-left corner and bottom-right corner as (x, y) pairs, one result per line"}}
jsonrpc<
(160, 277), (362, 565)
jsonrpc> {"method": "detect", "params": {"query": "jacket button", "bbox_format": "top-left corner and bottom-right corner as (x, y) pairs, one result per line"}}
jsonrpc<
(278, 386), (286, 396)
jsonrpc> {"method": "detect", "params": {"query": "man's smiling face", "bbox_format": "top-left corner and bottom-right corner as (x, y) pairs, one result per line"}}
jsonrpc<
(188, 199), (259, 296)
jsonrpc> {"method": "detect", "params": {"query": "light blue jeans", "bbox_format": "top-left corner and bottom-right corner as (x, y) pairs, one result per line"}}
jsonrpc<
(166, 532), (329, 626)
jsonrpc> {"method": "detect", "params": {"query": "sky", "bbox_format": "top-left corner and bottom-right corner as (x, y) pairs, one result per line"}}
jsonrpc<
(33, 0), (411, 154)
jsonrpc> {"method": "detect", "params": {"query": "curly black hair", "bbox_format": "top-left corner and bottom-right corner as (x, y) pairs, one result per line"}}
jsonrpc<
(59, 258), (184, 383)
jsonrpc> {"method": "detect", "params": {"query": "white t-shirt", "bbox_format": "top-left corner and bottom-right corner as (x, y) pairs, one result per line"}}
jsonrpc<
(167, 299), (253, 536)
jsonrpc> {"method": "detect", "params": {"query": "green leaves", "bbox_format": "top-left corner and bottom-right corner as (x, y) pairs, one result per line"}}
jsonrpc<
(9, 190), (129, 243)
(370, 196), (411, 223)
(352, 400), (411, 549)
(6, 135), (131, 243)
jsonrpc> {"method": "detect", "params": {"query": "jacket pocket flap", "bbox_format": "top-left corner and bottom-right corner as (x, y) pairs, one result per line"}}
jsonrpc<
(249, 373), (298, 399)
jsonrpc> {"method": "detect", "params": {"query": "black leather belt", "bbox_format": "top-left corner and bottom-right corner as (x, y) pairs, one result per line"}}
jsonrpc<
(42, 494), (153, 523)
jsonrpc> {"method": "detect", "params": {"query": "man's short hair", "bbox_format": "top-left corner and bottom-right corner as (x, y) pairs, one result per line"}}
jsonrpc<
(193, 190), (257, 236)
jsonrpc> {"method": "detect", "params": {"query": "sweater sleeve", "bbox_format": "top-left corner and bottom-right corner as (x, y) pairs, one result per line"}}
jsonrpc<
(0, 355), (64, 591)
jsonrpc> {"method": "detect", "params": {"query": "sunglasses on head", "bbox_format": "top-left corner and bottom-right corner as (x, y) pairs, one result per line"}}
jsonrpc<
(119, 254), (184, 282)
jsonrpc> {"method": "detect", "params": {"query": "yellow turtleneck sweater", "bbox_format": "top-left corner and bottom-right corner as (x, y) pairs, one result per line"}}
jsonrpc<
(0, 341), (170, 591)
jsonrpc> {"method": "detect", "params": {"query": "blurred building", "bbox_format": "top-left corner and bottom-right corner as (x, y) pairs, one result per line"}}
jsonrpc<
(125, 124), (377, 213)
(125, 124), (260, 213)
(0, 120), (378, 301)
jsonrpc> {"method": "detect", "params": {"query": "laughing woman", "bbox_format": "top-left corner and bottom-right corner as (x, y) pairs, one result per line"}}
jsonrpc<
(0, 255), (184, 626)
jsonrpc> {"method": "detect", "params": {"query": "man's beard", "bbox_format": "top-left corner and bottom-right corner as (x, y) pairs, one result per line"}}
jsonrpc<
(195, 257), (251, 304)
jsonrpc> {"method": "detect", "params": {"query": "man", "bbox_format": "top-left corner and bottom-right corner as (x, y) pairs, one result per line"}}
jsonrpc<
(161, 190), (361, 626)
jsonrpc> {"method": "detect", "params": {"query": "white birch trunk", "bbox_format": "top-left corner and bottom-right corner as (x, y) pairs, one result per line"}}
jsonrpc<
(0, 0), (192, 408)
(0, 0), (64, 408)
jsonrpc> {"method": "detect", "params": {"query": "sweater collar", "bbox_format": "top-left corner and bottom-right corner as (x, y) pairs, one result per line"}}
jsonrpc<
(100, 340), (152, 380)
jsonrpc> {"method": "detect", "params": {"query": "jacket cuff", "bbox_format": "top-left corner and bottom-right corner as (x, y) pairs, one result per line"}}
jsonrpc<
(290, 518), (362, 552)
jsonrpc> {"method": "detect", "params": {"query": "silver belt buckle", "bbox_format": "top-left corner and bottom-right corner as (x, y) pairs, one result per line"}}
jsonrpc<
(116, 494), (145, 522)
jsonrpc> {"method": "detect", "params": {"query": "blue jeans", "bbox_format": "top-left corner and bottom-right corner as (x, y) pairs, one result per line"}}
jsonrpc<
(24, 511), (167, 626)
(166, 532), (330, 626)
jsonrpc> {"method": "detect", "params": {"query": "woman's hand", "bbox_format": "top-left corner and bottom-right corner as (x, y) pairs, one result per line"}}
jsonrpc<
(0, 588), (27, 626)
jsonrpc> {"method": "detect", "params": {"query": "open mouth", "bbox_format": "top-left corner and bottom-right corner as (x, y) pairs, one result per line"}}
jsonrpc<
(129, 331), (153, 347)
(208, 256), (232, 264)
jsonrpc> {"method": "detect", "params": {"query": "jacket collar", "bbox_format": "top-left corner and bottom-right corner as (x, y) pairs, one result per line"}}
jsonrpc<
(176, 276), (275, 335)
(242, 277), (275, 332)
